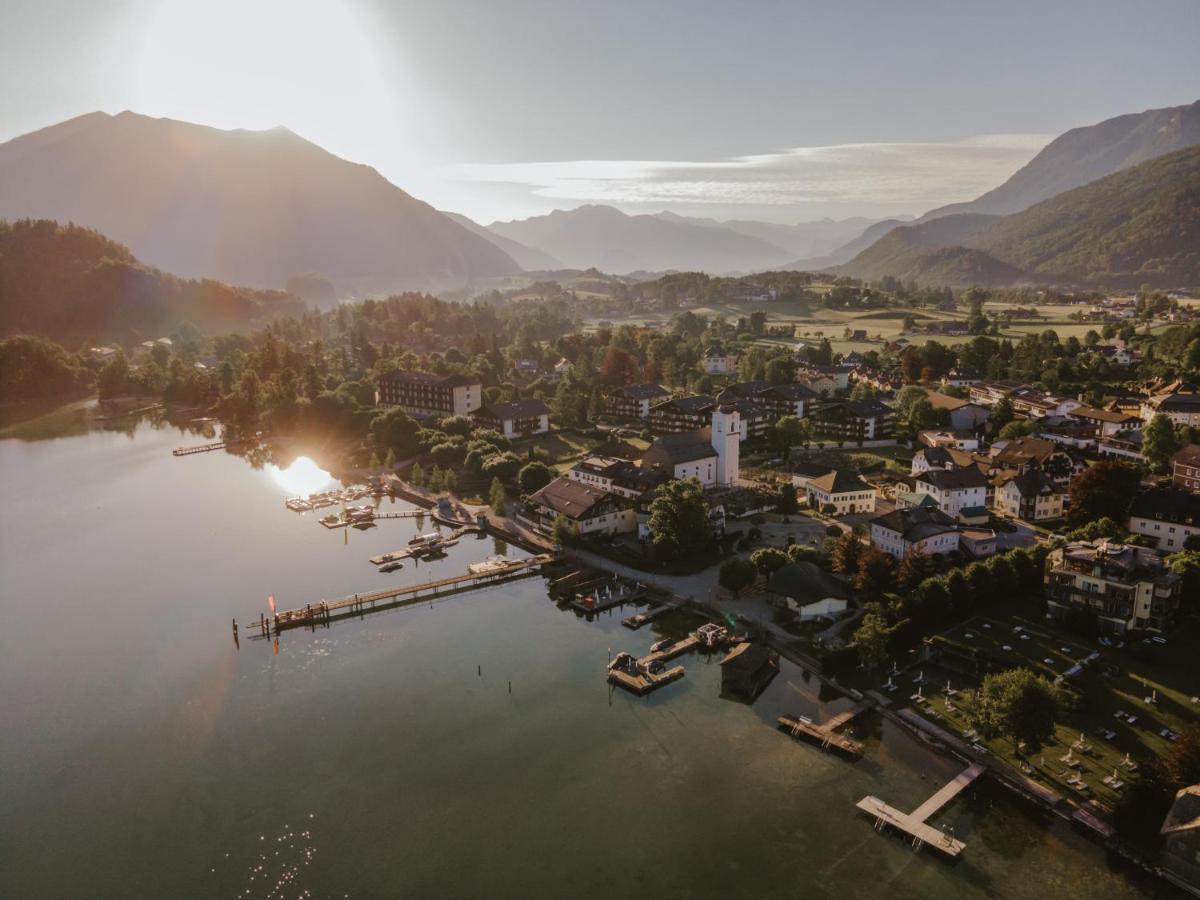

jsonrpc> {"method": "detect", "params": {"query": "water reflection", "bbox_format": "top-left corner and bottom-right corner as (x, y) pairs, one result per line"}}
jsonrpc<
(266, 456), (335, 496)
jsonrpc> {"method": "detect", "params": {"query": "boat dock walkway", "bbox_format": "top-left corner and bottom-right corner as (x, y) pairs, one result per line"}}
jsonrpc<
(173, 433), (265, 456)
(856, 761), (986, 857)
(245, 553), (557, 635)
(568, 575), (653, 614)
(638, 634), (701, 666)
(607, 626), (736, 697)
(607, 665), (685, 695)
(777, 701), (869, 758)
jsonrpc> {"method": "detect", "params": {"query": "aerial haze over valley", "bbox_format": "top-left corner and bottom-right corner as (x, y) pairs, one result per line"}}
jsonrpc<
(2, 2), (1200, 899)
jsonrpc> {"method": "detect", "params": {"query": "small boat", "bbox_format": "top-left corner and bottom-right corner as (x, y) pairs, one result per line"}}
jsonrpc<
(650, 638), (674, 654)
(379, 561), (404, 573)
(409, 532), (440, 546)
(319, 513), (339, 526)
(468, 556), (512, 576)
(607, 652), (634, 672)
(346, 505), (375, 522)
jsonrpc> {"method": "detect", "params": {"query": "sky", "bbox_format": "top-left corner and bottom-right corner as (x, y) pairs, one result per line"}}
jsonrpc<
(2, 0), (1199, 224)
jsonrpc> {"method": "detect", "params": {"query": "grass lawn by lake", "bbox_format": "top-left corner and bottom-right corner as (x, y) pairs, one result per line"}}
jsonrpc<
(512, 428), (597, 470)
(910, 613), (1200, 814)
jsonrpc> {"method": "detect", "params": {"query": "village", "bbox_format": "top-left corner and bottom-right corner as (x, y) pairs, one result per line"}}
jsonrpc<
(342, 292), (1200, 894)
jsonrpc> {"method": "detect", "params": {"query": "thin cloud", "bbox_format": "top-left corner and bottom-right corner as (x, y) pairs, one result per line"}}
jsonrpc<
(446, 134), (1051, 213)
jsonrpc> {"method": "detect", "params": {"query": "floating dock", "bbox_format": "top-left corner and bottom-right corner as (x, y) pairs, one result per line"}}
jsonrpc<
(777, 708), (866, 758)
(569, 575), (650, 613)
(639, 634), (701, 665)
(607, 626), (736, 696)
(246, 553), (557, 635)
(608, 664), (685, 695)
(856, 761), (986, 857)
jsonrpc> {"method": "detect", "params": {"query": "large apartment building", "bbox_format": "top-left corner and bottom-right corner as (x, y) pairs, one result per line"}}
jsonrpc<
(1141, 386), (1200, 427)
(810, 399), (894, 442)
(649, 395), (715, 434)
(376, 371), (482, 418)
(1044, 539), (1182, 635)
(1171, 444), (1200, 492)
(470, 399), (551, 438)
(605, 383), (671, 419)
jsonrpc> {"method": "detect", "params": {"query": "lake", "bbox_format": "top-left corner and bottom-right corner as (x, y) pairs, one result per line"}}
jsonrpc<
(0, 408), (1171, 898)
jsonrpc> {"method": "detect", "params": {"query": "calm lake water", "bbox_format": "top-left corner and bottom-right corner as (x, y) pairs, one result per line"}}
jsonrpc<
(0, 408), (1173, 898)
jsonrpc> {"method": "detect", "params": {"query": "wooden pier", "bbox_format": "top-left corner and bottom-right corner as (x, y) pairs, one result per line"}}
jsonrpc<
(606, 629), (726, 696)
(172, 433), (266, 456)
(568, 574), (650, 613)
(608, 664), (685, 695)
(856, 761), (986, 857)
(639, 634), (701, 666)
(247, 553), (556, 635)
(777, 703), (868, 758)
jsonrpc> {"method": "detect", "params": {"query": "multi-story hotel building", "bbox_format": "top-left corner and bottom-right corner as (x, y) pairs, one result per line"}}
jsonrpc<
(376, 371), (482, 418)
(1044, 539), (1181, 635)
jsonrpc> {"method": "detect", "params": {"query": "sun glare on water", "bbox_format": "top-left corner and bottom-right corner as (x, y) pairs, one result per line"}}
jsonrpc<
(267, 456), (335, 497)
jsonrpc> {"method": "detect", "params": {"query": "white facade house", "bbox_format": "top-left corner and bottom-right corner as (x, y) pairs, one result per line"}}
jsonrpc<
(1128, 489), (1200, 553)
(522, 476), (637, 536)
(869, 507), (960, 559)
(913, 468), (988, 518)
(995, 471), (1064, 521)
(703, 344), (739, 375)
(804, 470), (876, 516)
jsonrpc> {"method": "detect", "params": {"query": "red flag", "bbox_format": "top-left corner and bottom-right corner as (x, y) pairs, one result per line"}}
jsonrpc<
(268, 594), (276, 614)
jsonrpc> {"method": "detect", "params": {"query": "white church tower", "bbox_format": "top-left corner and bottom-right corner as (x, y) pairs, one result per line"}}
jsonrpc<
(711, 405), (741, 487)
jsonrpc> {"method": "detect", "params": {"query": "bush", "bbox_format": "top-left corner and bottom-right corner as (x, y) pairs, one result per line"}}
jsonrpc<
(719, 558), (758, 596)
(481, 452), (522, 481)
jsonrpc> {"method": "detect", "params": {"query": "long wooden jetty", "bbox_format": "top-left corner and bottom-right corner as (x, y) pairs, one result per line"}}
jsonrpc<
(856, 762), (985, 857)
(777, 701), (869, 758)
(173, 433), (266, 456)
(247, 554), (556, 635)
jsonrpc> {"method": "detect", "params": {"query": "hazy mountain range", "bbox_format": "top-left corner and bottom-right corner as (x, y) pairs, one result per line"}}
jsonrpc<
(1, 99), (1197, 303)
(483, 205), (810, 274)
(835, 145), (1200, 287)
(829, 99), (1200, 285)
(0, 111), (520, 297)
(918, 100), (1200, 221)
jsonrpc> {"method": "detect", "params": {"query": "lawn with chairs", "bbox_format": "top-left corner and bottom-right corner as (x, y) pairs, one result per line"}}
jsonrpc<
(898, 613), (1200, 814)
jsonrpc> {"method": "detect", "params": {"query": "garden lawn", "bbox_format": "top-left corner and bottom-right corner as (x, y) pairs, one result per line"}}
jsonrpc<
(909, 613), (1200, 815)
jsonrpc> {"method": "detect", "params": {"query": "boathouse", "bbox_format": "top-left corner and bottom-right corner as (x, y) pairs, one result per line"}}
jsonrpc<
(720, 642), (779, 699)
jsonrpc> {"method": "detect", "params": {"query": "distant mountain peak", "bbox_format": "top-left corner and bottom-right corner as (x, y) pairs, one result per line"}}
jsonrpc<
(920, 99), (1200, 221)
(0, 110), (519, 292)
